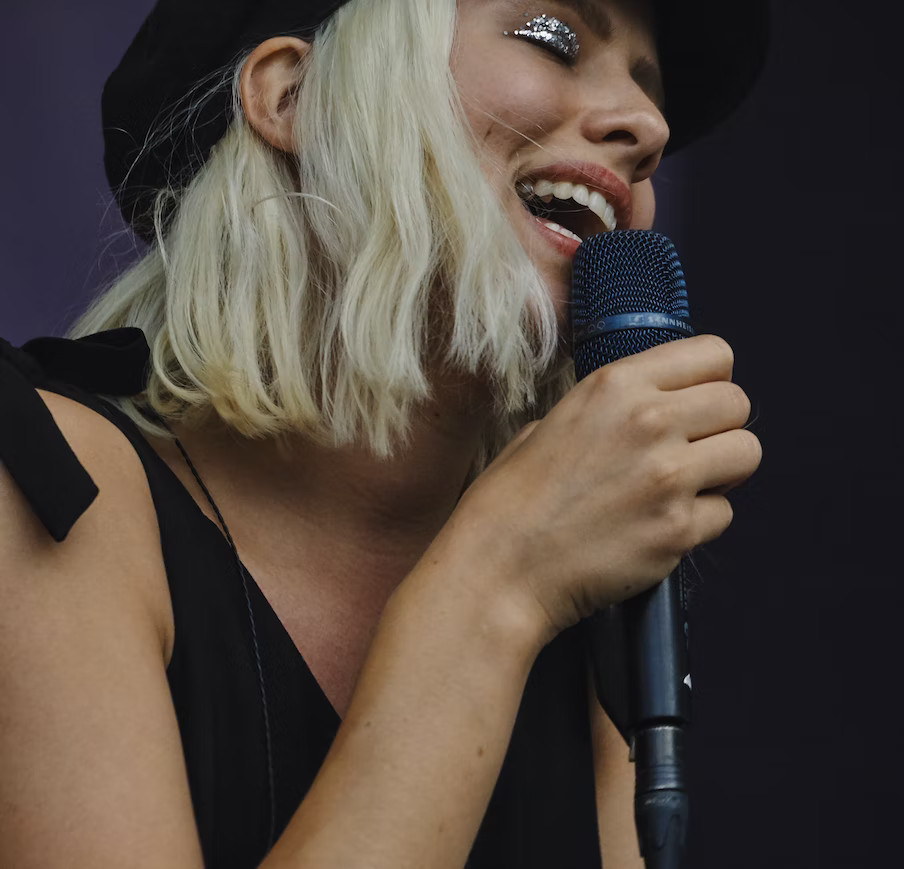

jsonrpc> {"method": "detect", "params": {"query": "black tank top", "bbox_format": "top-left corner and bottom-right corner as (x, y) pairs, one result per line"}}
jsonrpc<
(0, 330), (602, 868)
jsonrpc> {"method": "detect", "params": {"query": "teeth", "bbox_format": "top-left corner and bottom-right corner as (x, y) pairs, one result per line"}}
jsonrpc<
(534, 180), (555, 197)
(588, 190), (617, 232)
(539, 219), (582, 243)
(571, 184), (590, 207)
(519, 177), (619, 232)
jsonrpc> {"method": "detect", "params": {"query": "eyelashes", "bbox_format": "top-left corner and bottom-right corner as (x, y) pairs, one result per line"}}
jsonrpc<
(509, 14), (581, 64)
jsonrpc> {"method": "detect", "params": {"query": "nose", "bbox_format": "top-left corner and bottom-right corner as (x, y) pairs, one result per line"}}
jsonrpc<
(579, 79), (670, 183)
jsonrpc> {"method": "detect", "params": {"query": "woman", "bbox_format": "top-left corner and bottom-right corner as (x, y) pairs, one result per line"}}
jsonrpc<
(0, 0), (768, 866)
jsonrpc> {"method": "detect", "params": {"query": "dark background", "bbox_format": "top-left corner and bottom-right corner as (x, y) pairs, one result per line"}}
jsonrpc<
(2, 1), (901, 866)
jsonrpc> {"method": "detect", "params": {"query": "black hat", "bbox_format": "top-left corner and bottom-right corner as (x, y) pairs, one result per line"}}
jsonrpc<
(102, 0), (770, 241)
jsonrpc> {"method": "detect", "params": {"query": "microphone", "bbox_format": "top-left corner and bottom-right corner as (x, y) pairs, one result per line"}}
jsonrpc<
(571, 231), (694, 869)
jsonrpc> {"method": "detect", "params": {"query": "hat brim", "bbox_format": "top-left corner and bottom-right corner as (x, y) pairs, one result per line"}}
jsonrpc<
(656, 0), (771, 155)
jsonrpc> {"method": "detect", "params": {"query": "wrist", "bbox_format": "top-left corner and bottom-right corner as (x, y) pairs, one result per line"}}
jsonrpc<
(392, 502), (553, 670)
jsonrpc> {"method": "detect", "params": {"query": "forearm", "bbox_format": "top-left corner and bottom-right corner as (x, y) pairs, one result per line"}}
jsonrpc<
(262, 525), (543, 869)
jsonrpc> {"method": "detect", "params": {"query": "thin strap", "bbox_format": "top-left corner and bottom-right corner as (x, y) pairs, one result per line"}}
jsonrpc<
(169, 434), (278, 849)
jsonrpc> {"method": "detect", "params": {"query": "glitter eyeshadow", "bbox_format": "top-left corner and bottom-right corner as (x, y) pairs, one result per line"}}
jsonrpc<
(511, 14), (580, 62)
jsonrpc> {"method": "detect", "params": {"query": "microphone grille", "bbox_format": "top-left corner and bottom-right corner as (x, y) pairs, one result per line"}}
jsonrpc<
(571, 231), (691, 377)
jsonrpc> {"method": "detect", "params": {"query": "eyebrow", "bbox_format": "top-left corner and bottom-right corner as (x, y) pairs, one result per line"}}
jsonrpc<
(554, 0), (615, 41)
(555, 0), (666, 111)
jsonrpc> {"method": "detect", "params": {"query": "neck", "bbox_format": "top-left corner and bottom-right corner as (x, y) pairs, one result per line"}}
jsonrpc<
(167, 381), (493, 561)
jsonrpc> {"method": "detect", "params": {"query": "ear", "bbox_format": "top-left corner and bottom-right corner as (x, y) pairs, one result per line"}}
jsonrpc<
(240, 36), (311, 154)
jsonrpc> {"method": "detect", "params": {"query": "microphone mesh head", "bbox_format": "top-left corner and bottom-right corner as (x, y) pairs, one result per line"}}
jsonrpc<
(571, 231), (692, 381)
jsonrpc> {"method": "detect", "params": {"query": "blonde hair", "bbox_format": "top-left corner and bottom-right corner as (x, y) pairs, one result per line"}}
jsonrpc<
(73, 0), (574, 469)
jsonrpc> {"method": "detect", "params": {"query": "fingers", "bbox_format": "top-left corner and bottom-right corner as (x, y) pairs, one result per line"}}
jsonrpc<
(688, 428), (762, 494)
(676, 381), (752, 442)
(690, 429), (763, 546)
(692, 493), (735, 546)
(602, 334), (734, 392)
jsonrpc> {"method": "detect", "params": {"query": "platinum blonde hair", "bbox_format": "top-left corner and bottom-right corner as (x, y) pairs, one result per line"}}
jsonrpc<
(72, 0), (574, 469)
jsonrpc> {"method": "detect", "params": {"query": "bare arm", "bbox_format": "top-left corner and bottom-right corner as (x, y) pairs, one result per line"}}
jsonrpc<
(265, 336), (759, 869)
(1, 336), (759, 868)
(0, 392), (204, 868)
(0, 393), (543, 869)
(264, 517), (541, 867)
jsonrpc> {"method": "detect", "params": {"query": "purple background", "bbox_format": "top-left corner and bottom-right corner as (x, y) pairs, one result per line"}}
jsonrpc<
(0, 0), (696, 345)
(0, 1), (152, 343)
(3, 2), (903, 867)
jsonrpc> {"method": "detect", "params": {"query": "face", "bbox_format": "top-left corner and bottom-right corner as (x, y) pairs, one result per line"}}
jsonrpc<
(451, 0), (669, 323)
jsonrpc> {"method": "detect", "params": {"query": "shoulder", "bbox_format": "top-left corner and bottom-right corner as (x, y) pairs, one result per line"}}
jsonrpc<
(0, 390), (202, 867)
(36, 389), (149, 480)
(0, 388), (173, 662)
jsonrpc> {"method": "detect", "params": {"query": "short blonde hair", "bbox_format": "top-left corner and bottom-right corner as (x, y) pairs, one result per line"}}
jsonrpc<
(73, 0), (574, 469)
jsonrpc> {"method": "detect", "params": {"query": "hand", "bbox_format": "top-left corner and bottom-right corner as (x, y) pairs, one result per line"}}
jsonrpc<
(457, 335), (762, 641)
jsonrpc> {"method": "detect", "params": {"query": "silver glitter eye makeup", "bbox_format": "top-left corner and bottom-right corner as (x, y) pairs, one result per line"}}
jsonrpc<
(510, 14), (580, 64)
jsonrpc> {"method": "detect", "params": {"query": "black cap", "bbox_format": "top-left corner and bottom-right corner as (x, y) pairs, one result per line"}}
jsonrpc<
(102, 0), (770, 240)
(653, 0), (771, 153)
(102, 0), (347, 240)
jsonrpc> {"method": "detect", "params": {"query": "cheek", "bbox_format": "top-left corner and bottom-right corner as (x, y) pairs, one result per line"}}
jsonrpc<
(489, 72), (562, 131)
(453, 52), (564, 159)
(630, 180), (656, 229)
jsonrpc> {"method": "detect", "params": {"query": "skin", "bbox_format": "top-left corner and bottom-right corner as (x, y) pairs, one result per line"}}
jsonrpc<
(450, 0), (666, 323)
(0, 1), (762, 868)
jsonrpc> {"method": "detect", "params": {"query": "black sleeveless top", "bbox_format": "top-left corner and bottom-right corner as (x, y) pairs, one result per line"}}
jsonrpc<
(0, 330), (602, 868)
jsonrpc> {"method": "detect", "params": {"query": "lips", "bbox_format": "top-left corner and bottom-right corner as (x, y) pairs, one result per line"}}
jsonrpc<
(518, 161), (633, 231)
(527, 212), (584, 257)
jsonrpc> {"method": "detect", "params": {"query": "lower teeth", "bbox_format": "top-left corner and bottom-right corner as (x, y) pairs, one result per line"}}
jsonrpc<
(540, 219), (582, 243)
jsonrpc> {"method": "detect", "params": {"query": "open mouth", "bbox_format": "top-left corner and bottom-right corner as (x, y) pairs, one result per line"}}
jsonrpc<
(516, 178), (618, 244)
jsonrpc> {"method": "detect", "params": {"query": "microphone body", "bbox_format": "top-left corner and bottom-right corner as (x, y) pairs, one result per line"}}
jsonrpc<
(571, 231), (693, 869)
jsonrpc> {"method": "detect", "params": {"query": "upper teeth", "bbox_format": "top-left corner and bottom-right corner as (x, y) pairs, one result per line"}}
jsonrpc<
(521, 180), (618, 233)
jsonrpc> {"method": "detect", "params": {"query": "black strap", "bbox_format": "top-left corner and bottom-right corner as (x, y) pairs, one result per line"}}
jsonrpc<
(0, 328), (150, 541)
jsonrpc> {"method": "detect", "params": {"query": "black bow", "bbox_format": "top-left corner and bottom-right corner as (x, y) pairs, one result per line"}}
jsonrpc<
(0, 328), (150, 541)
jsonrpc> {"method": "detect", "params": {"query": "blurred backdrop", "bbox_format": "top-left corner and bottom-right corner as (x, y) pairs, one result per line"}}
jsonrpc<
(1, 1), (901, 867)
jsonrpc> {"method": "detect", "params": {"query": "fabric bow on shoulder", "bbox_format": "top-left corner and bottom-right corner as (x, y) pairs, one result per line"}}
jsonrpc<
(0, 328), (150, 541)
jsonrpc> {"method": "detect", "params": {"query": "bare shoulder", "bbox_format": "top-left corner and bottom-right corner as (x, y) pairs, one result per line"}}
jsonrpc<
(0, 391), (200, 866)
(34, 388), (154, 500)
(1, 388), (174, 657)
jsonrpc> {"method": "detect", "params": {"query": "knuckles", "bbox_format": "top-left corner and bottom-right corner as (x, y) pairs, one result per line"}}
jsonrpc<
(643, 454), (687, 498)
(626, 399), (671, 442)
(585, 360), (633, 398)
(657, 499), (697, 555)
